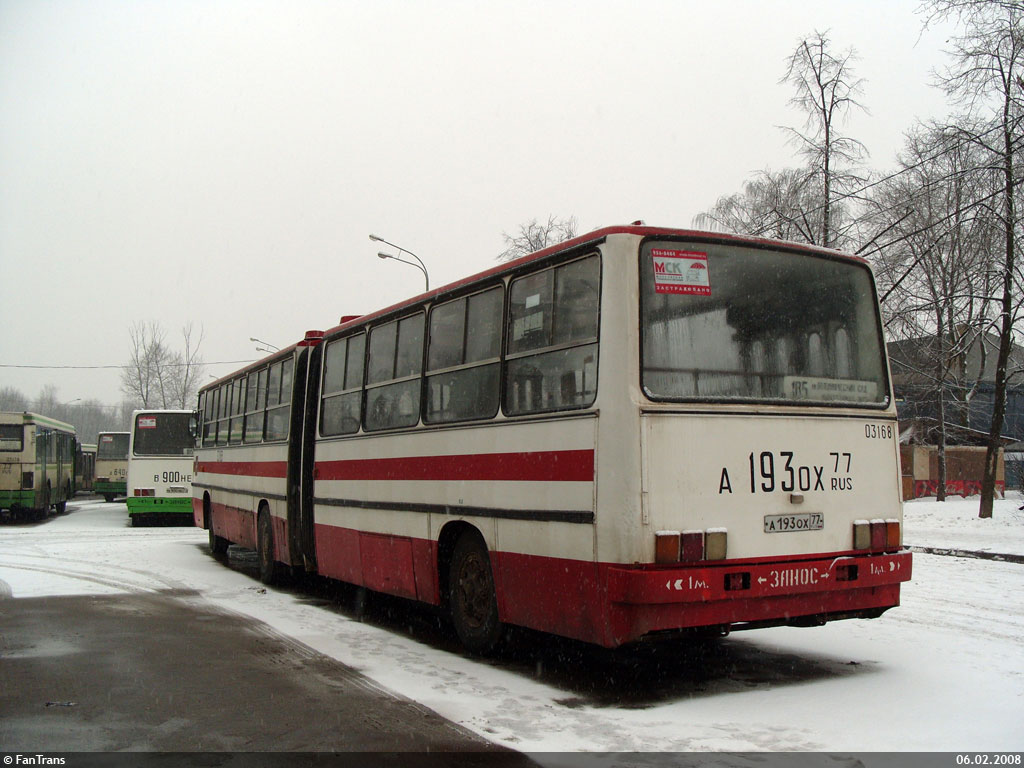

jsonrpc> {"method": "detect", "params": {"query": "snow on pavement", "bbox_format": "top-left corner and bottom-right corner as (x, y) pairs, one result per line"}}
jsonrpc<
(0, 494), (1022, 755)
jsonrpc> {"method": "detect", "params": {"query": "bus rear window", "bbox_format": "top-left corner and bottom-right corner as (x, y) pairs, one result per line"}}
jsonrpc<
(133, 413), (194, 456)
(0, 424), (23, 451)
(640, 241), (889, 406)
(97, 433), (129, 459)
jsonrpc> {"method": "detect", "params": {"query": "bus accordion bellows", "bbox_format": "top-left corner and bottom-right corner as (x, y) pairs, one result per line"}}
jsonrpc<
(193, 225), (912, 652)
(0, 411), (77, 522)
(127, 410), (195, 526)
(95, 431), (129, 503)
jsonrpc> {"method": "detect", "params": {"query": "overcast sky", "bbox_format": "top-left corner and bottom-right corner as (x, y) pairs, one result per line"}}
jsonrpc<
(0, 0), (959, 410)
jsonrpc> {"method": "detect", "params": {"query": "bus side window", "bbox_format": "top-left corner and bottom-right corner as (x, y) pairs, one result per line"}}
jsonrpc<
(216, 382), (231, 446)
(425, 286), (502, 424)
(321, 333), (365, 436)
(243, 369), (266, 443)
(203, 388), (218, 446)
(364, 313), (423, 431)
(265, 358), (293, 441)
(504, 254), (600, 416)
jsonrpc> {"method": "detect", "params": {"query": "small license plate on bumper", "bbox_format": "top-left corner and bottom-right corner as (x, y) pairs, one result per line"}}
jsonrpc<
(764, 513), (824, 533)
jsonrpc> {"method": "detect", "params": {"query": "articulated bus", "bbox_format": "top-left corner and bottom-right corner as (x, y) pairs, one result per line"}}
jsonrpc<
(127, 410), (195, 526)
(0, 411), (77, 521)
(193, 225), (911, 651)
(95, 431), (130, 502)
(75, 442), (96, 494)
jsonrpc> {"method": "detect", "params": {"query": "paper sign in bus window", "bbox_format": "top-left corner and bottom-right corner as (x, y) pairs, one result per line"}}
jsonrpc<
(652, 249), (712, 296)
(138, 417), (157, 429)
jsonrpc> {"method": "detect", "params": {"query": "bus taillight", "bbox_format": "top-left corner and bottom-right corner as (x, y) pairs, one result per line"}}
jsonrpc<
(853, 519), (901, 552)
(654, 529), (728, 563)
(134, 488), (155, 497)
(655, 531), (680, 563)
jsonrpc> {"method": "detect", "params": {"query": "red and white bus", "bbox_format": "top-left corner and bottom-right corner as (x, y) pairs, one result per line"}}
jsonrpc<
(193, 225), (911, 651)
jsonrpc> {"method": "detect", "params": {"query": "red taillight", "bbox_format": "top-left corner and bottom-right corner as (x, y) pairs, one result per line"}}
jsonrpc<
(870, 520), (887, 550)
(853, 519), (901, 552)
(134, 488), (155, 497)
(681, 531), (704, 562)
(653, 529), (726, 563)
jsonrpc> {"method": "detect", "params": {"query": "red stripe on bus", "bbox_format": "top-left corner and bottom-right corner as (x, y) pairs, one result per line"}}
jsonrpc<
(195, 461), (288, 478)
(315, 449), (594, 483)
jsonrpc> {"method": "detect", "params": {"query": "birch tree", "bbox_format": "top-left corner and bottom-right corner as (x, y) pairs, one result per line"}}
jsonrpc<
(780, 30), (869, 249)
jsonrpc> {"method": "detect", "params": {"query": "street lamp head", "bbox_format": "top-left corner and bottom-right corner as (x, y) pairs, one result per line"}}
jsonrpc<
(369, 234), (382, 242)
(377, 252), (390, 260)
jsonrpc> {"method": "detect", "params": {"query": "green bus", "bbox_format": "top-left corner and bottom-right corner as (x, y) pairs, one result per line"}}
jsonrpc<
(127, 410), (195, 526)
(95, 431), (129, 502)
(0, 411), (77, 521)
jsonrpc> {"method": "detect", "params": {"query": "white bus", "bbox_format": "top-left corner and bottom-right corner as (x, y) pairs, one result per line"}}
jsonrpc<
(127, 410), (195, 526)
(0, 411), (77, 521)
(194, 225), (911, 651)
(95, 431), (130, 502)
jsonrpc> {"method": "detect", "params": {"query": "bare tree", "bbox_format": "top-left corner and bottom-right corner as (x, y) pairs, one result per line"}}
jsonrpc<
(32, 384), (62, 416)
(497, 215), (579, 262)
(0, 386), (29, 411)
(120, 321), (205, 409)
(693, 167), (825, 242)
(866, 120), (999, 499)
(925, 0), (1024, 517)
(167, 323), (206, 409)
(780, 30), (869, 249)
(121, 321), (169, 408)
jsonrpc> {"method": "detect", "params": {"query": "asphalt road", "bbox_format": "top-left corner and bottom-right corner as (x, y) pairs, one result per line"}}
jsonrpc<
(0, 586), (531, 763)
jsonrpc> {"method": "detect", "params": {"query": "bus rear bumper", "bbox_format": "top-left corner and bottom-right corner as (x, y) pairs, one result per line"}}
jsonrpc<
(604, 550), (912, 645)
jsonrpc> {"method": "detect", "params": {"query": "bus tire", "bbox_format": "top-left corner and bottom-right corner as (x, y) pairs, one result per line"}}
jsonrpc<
(57, 483), (70, 514)
(257, 509), (281, 585)
(209, 527), (229, 556)
(37, 483), (51, 520)
(103, 494), (115, 503)
(449, 531), (503, 655)
(207, 505), (229, 556)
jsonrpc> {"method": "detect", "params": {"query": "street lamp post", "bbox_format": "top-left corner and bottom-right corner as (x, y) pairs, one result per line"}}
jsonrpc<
(249, 337), (280, 354)
(369, 234), (430, 292)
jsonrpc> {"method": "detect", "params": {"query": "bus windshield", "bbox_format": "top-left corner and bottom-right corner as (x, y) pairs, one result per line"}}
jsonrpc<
(98, 433), (130, 459)
(640, 240), (889, 406)
(132, 413), (194, 456)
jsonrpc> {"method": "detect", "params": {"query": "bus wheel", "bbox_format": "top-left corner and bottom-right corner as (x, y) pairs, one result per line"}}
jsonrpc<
(37, 483), (51, 520)
(207, 507), (229, 556)
(209, 526), (229, 556)
(257, 510), (281, 585)
(56, 483), (70, 514)
(449, 532), (503, 654)
(103, 494), (115, 503)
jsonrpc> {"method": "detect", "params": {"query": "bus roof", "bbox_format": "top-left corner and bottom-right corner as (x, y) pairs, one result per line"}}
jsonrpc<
(201, 224), (866, 393)
(0, 411), (76, 433)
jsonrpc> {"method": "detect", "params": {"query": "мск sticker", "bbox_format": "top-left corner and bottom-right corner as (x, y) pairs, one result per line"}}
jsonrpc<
(652, 249), (712, 296)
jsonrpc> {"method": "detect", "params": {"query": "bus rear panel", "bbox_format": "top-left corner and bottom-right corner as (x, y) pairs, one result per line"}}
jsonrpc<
(127, 411), (194, 526)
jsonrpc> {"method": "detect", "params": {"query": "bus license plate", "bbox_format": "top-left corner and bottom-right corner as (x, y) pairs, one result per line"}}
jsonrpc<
(764, 513), (823, 533)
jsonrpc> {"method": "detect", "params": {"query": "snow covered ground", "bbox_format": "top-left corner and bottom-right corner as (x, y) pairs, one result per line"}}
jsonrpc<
(1, 493), (1022, 758)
